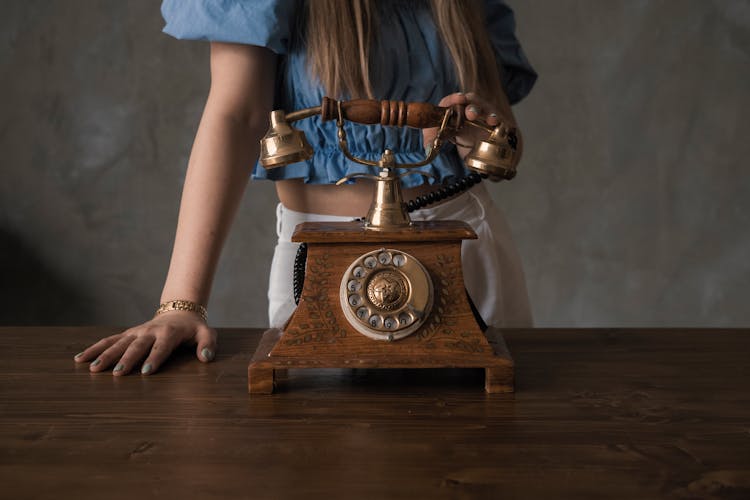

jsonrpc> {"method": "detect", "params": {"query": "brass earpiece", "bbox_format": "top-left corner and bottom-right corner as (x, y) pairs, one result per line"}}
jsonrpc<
(259, 110), (314, 168)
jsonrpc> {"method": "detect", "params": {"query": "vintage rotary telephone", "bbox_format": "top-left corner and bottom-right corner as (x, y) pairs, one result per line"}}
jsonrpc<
(248, 97), (517, 394)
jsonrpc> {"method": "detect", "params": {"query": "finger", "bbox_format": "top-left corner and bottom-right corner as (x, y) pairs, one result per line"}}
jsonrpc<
(464, 93), (499, 124)
(437, 92), (468, 107)
(466, 104), (500, 126)
(90, 335), (136, 372)
(426, 93), (468, 147)
(465, 104), (483, 122)
(195, 326), (218, 363)
(140, 329), (184, 375)
(441, 93), (469, 126)
(112, 336), (155, 376)
(74, 334), (124, 363)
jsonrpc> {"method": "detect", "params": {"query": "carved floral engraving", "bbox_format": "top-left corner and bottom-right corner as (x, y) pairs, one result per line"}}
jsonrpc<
(284, 252), (347, 346)
(416, 253), (491, 354)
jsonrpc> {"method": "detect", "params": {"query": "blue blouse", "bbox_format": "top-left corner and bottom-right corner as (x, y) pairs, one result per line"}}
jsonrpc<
(161, 0), (537, 187)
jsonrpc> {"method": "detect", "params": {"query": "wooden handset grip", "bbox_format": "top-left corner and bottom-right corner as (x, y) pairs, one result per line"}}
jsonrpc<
(320, 97), (452, 129)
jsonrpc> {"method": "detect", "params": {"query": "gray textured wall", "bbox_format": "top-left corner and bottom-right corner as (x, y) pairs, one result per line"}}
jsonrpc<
(1, 1), (748, 327)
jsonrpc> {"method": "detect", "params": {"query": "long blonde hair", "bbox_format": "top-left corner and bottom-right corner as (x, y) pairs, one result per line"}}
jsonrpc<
(305, 0), (502, 102)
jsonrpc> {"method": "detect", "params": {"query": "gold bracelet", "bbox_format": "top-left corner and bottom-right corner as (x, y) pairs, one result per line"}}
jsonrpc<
(156, 300), (207, 321)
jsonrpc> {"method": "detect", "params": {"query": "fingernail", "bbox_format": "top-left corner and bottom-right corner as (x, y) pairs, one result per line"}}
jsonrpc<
(489, 112), (498, 118)
(141, 363), (152, 375)
(74, 352), (84, 359)
(113, 363), (124, 373)
(424, 145), (432, 157)
(467, 105), (478, 114)
(201, 348), (215, 362)
(91, 359), (101, 368)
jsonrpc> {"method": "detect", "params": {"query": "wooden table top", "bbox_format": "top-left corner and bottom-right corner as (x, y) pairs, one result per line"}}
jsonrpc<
(1, 327), (749, 499)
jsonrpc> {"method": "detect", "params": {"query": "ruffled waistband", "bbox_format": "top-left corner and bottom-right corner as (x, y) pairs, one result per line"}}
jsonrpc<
(253, 146), (468, 188)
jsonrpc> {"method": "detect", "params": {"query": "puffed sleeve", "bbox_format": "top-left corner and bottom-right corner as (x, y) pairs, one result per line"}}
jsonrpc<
(161, 0), (297, 54)
(484, 0), (538, 104)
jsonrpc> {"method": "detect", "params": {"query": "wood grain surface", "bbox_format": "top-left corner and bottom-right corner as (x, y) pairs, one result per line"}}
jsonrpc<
(319, 97), (450, 129)
(1, 327), (749, 499)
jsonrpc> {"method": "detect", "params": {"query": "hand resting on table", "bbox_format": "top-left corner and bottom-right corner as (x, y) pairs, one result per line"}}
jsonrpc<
(73, 311), (217, 376)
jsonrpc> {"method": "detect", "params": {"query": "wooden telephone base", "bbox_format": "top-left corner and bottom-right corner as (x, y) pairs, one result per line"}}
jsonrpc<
(248, 220), (514, 394)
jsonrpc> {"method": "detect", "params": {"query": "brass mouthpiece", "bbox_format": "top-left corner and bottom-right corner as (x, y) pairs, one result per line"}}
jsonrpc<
(464, 126), (517, 181)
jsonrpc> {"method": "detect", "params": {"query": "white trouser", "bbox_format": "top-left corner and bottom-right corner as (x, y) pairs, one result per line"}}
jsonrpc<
(267, 183), (533, 329)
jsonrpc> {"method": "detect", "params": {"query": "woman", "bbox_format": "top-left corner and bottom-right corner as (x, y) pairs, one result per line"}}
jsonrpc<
(74, 0), (537, 375)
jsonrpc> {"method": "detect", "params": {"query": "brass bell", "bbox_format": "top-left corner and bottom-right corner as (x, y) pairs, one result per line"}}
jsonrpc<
(365, 152), (412, 229)
(259, 110), (314, 168)
(464, 126), (517, 181)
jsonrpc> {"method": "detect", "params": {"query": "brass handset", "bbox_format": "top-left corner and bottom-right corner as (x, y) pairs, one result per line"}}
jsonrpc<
(259, 97), (519, 230)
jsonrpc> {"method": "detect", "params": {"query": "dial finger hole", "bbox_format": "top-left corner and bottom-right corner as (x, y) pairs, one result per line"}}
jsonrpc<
(356, 307), (370, 320)
(368, 315), (383, 329)
(392, 254), (406, 267)
(377, 252), (392, 265)
(398, 313), (413, 326)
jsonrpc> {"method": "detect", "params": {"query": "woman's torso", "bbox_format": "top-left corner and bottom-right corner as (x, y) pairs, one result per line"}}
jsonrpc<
(275, 178), (447, 217)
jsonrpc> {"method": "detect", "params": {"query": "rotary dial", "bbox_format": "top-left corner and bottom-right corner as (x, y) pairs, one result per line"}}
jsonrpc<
(340, 248), (433, 341)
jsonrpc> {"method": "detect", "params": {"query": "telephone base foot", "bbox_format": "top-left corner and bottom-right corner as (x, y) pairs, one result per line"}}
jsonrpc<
(248, 327), (514, 395)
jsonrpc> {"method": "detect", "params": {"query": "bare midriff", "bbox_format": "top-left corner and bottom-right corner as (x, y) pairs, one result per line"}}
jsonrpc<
(275, 178), (448, 217)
